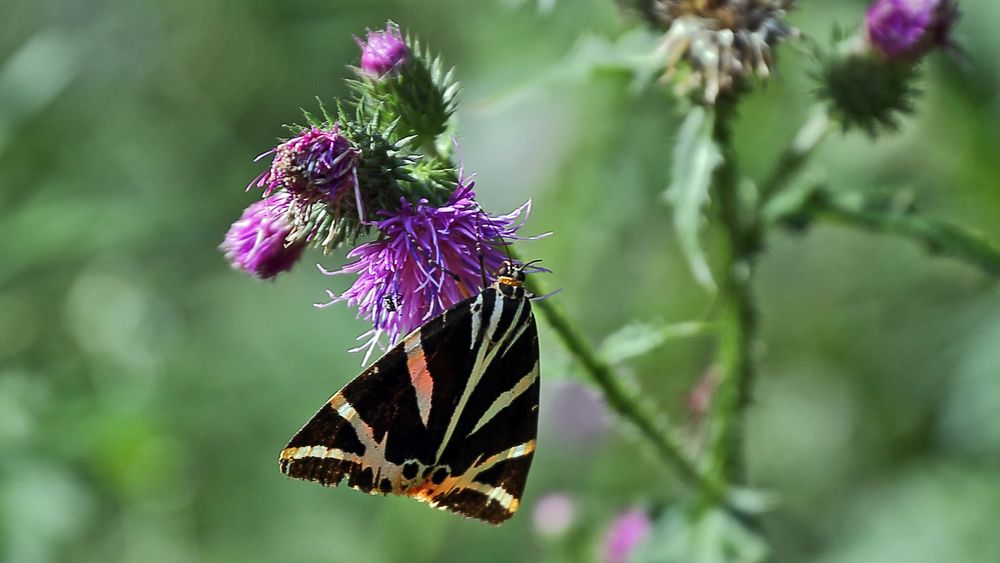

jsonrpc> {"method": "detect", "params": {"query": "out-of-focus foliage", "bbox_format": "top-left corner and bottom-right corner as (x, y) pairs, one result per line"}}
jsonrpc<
(2, 1), (999, 562)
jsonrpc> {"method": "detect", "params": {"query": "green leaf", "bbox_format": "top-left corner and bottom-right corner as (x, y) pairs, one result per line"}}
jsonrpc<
(599, 320), (712, 364)
(665, 106), (721, 291)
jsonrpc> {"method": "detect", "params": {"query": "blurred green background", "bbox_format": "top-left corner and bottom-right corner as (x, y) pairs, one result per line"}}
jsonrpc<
(3, 1), (1000, 562)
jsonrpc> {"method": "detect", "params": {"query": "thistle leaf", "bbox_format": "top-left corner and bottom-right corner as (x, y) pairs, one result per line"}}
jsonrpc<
(600, 321), (712, 364)
(665, 106), (721, 291)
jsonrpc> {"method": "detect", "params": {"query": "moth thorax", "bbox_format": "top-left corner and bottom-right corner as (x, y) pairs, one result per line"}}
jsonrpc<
(496, 276), (525, 299)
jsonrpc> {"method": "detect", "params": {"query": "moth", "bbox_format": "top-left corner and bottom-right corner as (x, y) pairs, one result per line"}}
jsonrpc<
(278, 260), (540, 525)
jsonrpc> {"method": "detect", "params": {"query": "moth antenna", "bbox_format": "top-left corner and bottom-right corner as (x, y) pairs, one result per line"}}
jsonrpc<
(471, 201), (515, 275)
(473, 211), (488, 288)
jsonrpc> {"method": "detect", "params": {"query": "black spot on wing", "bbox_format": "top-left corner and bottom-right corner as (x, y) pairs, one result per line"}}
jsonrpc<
(402, 462), (419, 480)
(353, 466), (375, 491)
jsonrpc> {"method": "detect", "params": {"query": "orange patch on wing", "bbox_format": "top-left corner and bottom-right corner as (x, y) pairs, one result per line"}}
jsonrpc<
(406, 347), (434, 426)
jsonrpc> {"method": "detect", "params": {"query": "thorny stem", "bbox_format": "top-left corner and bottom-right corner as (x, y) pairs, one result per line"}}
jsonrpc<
(769, 187), (1000, 278)
(520, 270), (730, 504)
(709, 96), (760, 485)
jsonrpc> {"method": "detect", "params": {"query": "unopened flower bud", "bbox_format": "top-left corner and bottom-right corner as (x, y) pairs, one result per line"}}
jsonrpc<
(359, 23), (408, 78)
(866, 0), (959, 60)
(221, 193), (304, 279)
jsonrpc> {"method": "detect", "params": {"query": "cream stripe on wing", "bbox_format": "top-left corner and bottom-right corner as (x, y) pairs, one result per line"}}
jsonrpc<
(499, 304), (532, 359)
(326, 394), (406, 489)
(435, 292), (513, 460)
(471, 440), (536, 475)
(430, 481), (520, 513)
(468, 362), (539, 436)
(468, 293), (484, 350)
(279, 445), (365, 464)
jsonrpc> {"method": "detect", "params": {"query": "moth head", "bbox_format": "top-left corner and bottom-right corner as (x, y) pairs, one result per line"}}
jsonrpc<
(497, 260), (526, 284)
(496, 259), (543, 299)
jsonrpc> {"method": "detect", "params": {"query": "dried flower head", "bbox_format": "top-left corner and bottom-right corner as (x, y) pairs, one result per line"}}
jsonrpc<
(358, 23), (409, 77)
(221, 192), (305, 280)
(252, 126), (360, 203)
(866, 0), (959, 60)
(653, 0), (797, 103)
(319, 180), (532, 364)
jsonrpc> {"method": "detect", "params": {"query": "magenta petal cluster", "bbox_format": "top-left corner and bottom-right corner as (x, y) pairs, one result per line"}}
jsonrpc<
(253, 126), (359, 201)
(359, 23), (408, 77)
(866, 0), (958, 59)
(320, 181), (530, 363)
(221, 192), (304, 280)
(603, 508), (652, 563)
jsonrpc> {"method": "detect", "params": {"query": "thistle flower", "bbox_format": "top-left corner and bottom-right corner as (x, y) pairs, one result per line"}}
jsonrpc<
(603, 508), (652, 563)
(221, 192), (305, 280)
(320, 180), (532, 364)
(653, 0), (797, 104)
(358, 23), (409, 77)
(866, 0), (959, 60)
(252, 126), (360, 204)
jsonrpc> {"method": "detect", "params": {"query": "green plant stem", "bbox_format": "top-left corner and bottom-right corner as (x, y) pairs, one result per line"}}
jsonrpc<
(709, 97), (760, 485)
(759, 105), (833, 202)
(519, 272), (729, 503)
(770, 188), (1000, 277)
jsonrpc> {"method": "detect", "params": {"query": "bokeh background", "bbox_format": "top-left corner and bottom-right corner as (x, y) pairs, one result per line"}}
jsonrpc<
(3, 1), (1000, 562)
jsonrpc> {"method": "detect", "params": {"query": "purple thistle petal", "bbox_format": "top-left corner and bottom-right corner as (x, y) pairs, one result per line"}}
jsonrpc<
(320, 179), (532, 364)
(221, 192), (304, 280)
(358, 23), (409, 77)
(866, 0), (959, 60)
(252, 126), (360, 204)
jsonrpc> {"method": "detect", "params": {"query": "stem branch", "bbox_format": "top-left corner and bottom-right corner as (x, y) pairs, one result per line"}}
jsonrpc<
(709, 97), (760, 484)
(770, 187), (1000, 277)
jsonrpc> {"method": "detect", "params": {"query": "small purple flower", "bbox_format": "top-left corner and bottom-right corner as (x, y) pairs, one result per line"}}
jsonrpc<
(603, 508), (652, 563)
(358, 23), (409, 78)
(252, 126), (360, 204)
(221, 192), (305, 280)
(319, 180), (531, 363)
(866, 0), (959, 59)
(533, 492), (577, 538)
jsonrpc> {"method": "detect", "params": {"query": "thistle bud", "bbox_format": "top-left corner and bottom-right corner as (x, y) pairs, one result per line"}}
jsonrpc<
(866, 0), (959, 61)
(221, 193), (304, 280)
(359, 23), (408, 78)
(253, 126), (359, 202)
